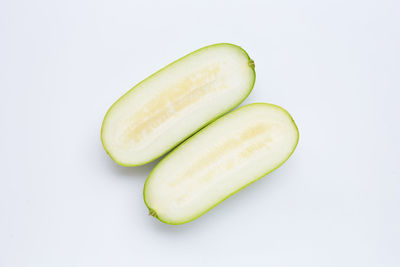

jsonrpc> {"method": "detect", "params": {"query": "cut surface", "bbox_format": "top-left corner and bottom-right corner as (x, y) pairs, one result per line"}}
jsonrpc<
(144, 103), (299, 225)
(101, 43), (255, 166)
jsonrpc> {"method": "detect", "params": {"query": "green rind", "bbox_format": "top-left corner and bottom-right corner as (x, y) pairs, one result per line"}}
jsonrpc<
(101, 43), (256, 167)
(143, 103), (299, 225)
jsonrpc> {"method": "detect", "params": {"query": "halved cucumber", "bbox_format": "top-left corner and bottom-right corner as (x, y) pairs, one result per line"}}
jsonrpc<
(101, 43), (255, 166)
(144, 103), (299, 225)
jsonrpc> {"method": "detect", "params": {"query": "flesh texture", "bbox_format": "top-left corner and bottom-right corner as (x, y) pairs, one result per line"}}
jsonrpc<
(101, 44), (255, 166)
(144, 103), (299, 224)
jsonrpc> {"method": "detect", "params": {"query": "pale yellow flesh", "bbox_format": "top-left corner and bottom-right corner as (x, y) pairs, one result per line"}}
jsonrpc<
(101, 44), (254, 166)
(144, 103), (299, 224)
(122, 65), (223, 144)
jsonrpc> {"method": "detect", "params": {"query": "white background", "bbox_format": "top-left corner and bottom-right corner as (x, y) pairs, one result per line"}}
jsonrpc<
(1, 0), (399, 266)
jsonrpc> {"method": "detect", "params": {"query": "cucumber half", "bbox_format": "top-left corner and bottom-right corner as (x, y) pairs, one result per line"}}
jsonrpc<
(101, 43), (255, 166)
(144, 103), (299, 225)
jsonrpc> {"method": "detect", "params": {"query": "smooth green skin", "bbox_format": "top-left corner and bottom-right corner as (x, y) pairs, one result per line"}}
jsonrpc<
(143, 103), (299, 225)
(101, 43), (256, 166)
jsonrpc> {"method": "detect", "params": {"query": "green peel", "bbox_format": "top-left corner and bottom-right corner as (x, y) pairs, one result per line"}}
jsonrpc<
(101, 43), (256, 166)
(143, 103), (299, 225)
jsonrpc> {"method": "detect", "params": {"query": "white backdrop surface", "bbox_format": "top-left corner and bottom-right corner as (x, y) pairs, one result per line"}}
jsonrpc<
(1, 0), (399, 266)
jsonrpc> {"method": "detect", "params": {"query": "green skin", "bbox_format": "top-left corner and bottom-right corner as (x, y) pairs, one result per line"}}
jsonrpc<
(143, 103), (299, 225)
(101, 43), (256, 166)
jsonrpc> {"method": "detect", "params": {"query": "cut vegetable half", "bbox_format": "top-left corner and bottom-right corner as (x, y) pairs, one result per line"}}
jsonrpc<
(144, 103), (299, 225)
(101, 43), (255, 166)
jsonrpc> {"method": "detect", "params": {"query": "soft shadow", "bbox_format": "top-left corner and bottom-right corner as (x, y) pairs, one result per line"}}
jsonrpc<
(110, 157), (163, 177)
(96, 139), (165, 179)
(144, 213), (214, 235)
(104, 155), (164, 179)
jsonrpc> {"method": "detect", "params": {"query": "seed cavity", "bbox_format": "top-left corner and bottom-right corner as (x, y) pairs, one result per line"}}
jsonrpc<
(169, 123), (276, 204)
(120, 65), (224, 145)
